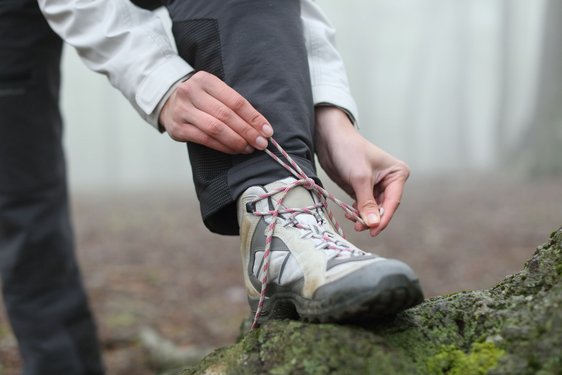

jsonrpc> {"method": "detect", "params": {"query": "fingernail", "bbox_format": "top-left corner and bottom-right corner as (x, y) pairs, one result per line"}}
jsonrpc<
(244, 145), (254, 154)
(255, 136), (268, 149)
(262, 124), (273, 137)
(366, 214), (380, 226)
(379, 207), (385, 216)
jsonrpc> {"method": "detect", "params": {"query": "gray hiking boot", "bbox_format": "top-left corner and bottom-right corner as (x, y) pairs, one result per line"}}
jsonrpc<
(237, 177), (424, 326)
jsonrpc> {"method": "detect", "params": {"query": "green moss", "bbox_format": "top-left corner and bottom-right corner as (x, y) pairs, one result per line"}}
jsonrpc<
(258, 321), (414, 375)
(180, 229), (561, 375)
(426, 342), (504, 375)
(540, 354), (562, 375)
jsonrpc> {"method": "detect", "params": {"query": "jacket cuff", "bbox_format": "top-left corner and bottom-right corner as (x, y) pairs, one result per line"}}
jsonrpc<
(312, 83), (360, 127)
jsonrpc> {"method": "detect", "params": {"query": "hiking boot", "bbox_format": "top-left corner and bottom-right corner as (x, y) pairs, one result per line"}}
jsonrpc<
(237, 177), (424, 326)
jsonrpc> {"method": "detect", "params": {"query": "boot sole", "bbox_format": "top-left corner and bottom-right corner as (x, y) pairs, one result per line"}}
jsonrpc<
(249, 273), (424, 324)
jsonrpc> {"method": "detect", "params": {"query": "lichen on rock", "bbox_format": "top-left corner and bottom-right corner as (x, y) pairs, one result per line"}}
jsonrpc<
(426, 342), (505, 375)
(176, 228), (562, 375)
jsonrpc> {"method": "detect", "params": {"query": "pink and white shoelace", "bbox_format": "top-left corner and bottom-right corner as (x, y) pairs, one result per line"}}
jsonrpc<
(249, 137), (371, 329)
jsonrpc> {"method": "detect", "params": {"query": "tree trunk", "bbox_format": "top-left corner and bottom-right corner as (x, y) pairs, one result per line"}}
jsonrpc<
(495, 0), (512, 163)
(513, 0), (562, 176)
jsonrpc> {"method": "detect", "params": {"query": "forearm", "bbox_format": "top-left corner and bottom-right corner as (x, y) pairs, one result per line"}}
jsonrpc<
(37, 0), (194, 128)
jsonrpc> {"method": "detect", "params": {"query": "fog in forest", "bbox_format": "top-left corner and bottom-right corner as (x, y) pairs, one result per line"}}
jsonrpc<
(1, 2), (560, 373)
(60, 0), (561, 192)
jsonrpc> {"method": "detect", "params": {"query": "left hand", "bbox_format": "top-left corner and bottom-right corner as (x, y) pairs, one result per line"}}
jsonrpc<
(159, 71), (273, 154)
(314, 106), (410, 237)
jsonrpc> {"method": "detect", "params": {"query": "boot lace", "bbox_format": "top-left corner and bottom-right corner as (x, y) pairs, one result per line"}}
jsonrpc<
(249, 137), (377, 329)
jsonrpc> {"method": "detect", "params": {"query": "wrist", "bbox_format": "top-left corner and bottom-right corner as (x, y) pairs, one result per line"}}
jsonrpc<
(315, 106), (357, 146)
(315, 105), (353, 126)
(157, 71), (196, 133)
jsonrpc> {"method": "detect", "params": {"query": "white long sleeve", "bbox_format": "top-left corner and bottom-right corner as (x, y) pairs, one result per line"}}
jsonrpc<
(301, 0), (359, 124)
(38, 0), (357, 128)
(37, 0), (194, 128)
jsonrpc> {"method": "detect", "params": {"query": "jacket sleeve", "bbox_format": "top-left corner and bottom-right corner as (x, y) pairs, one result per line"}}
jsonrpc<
(301, 0), (359, 125)
(37, 0), (194, 129)
(38, 0), (357, 127)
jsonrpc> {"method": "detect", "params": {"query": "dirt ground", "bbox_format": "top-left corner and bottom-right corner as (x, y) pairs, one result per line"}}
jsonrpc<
(0, 173), (560, 374)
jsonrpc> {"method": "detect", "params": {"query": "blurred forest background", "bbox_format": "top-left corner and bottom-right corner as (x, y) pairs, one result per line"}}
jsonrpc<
(1, 0), (561, 374)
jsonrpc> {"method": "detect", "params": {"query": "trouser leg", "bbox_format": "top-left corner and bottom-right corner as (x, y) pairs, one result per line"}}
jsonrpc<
(0, 187), (104, 375)
(166, 0), (316, 234)
(0, 1), (104, 374)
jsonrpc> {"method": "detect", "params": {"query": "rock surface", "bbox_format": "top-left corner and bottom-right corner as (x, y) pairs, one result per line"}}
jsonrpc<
(176, 228), (562, 375)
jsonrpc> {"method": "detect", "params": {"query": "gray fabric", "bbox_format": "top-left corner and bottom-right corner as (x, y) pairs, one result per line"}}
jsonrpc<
(166, 0), (317, 235)
(0, 1), (104, 373)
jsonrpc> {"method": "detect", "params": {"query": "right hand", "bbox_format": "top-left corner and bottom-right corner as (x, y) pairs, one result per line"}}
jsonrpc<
(159, 71), (273, 154)
(314, 106), (410, 237)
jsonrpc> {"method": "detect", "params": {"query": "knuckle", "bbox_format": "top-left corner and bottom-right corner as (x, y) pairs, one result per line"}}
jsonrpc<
(170, 130), (188, 143)
(200, 70), (212, 79)
(168, 125), (183, 141)
(206, 121), (223, 137)
(177, 81), (193, 97)
(248, 112), (263, 126)
(177, 127), (194, 142)
(215, 105), (232, 122)
(195, 133), (212, 147)
(169, 132), (182, 142)
(193, 70), (210, 82)
(183, 128), (210, 146)
(230, 96), (247, 111)
(397, 161), (411, 179)
(350, 171), (371, 185)
(360, 199), (378, 209)
(239, 124), (257, 139)
(183, 71), (211, 92)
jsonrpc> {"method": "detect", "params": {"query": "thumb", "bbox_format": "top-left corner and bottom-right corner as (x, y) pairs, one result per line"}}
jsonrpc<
(353, 180), (381, 228)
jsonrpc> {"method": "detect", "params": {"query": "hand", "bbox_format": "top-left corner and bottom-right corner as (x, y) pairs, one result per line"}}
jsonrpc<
(315, 107), (410, 237)
(159, 71), (273, 154)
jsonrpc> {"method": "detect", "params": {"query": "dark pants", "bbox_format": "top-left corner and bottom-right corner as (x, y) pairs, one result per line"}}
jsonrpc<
(0, 1), (104, 374)
(166, 0), (318, 235)
(0, 0), (314, 372)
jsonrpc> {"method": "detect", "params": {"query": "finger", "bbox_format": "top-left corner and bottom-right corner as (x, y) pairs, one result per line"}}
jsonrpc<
(346, 199), (369, 232)
(187, 107), (254, 154)
(351, 177), (381, 229)
(191, 93), (269, 150)
(201, 73), (273, 137)
(345, 212), (367, 231)
(172, 121), (243, 154)
(161, 83), (254, 153)
(374, 199), (399, 235)
(370, 184), (404, 237)
(354, 220), (367, 232)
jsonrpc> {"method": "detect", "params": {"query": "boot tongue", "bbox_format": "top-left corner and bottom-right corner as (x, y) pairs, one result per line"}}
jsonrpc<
(264, 177), (320, 226)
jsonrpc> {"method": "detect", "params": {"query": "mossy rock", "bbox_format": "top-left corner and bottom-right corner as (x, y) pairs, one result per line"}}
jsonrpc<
(175, 228), (562, 375)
